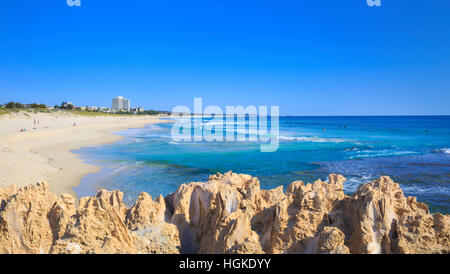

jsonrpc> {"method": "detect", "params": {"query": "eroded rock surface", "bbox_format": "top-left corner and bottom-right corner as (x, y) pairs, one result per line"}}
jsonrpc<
(0, 172), (448, 254)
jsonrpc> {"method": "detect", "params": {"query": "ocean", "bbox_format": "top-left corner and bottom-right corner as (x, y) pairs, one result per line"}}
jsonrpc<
(74, 116), (450, 213)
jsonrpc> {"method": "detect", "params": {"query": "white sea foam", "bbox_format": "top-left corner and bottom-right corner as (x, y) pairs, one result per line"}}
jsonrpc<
(168, 141), (182, 145)
(340, 175), (449, 196)
(202, 121), (257, 126)
(350, 149), (416, 159)
(341, 175), (373, 193)
(399, 184), (450, 195)
(278, 136), (348, 143)
(110, 164), (130, 175)
(120, 124), (165, 135)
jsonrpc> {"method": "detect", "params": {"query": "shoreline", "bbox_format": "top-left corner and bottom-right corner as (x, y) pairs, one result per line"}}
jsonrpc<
(0, 111), (170, 198)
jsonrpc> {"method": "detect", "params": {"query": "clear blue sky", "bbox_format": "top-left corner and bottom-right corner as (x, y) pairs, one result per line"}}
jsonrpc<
(1, 0), (449, 115)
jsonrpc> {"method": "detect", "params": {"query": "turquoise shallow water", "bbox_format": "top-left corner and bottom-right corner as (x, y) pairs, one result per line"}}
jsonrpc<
(75, 116), (450, 213)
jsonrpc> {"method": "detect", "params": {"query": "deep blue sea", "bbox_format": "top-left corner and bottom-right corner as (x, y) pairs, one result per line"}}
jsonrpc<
(75, 116), (450, 213)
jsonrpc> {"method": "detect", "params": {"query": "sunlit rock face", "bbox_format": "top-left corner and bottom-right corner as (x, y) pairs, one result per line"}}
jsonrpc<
(0, 172), (448, 254)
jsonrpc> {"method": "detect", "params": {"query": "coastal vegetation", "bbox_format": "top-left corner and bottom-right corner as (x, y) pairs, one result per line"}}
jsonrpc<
(57, 108), (171, 117)
(0, 108), (12, 116)
(3, 101), (47, 110)
(1, 102), (50, 115)
(1, 101), (171, 117)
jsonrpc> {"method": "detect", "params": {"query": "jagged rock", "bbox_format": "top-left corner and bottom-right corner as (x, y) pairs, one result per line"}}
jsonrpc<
(342, 176), (449, 254)
(0, 182), (59, 254)
(249, 174), (348, 254)
(317, 226), (350, 254)
(0, 172), (448, 254)
(126, 192), (180, 254)
(51, 189), (136, 254)
(48, 193), (76, 240)
(168, 172), (274, 254)
(0, 184), (17, 210)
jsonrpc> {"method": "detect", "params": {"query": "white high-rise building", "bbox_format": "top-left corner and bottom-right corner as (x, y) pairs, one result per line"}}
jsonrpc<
(123, 97), (130, 111)
(112, 96), (130, 112)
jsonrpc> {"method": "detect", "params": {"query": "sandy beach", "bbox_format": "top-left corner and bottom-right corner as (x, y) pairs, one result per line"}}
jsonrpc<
(0, 110), (167, 197)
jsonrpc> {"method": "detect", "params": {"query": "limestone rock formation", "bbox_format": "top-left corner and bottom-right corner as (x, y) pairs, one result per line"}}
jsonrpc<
(0, 182), (61, 254)
(0, 172), (448, 254)
(347, 176), (449, 254)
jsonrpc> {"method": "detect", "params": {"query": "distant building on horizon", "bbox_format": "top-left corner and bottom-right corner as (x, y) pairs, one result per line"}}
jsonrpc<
(131, 107), (144, 113)
(112, 96), (130, 112)
(61, 101), (74, 108)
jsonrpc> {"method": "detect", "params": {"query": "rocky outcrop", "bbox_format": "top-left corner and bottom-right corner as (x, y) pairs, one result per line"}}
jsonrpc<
(0, 172), (448, 254)
(0, 182), (58, 254)
(0, 183), (180, 254)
